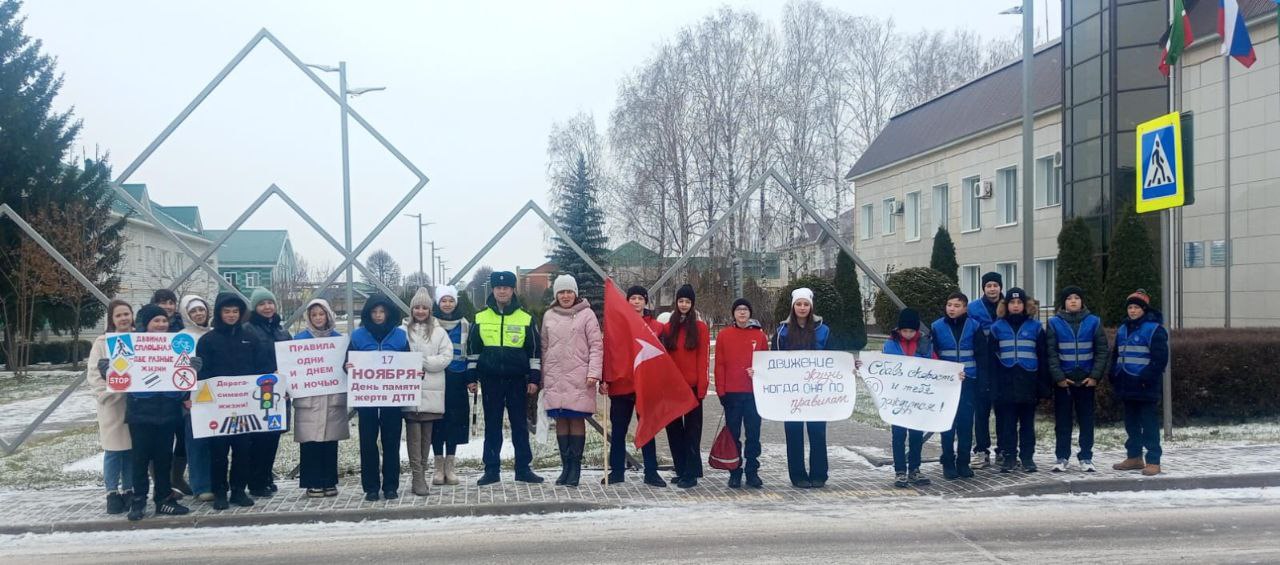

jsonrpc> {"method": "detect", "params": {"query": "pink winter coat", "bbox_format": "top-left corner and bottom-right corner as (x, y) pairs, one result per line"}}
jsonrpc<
(541, 299), (603, 414)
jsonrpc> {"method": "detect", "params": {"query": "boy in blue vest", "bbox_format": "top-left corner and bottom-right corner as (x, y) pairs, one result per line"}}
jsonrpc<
(881, 309), (936, 488)
(931, 293), (986, 480)
(989, 288), (1050, 473)
(1109, 290), (1168, 476)
(967, 272), (1002, 468)
(1046, 286), (1109, 472)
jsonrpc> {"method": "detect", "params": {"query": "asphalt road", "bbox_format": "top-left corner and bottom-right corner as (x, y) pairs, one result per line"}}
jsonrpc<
(3, 491), (1278, 564)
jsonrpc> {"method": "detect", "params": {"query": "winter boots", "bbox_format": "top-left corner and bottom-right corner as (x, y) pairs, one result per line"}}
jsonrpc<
(106, 491), (126, 515)
(127, 496), (146, 521)
(445, 455), (459, 485)
(555, 435), (571, 486)
(555, 435), (585, 487)
(1113, 457), (1145, 471)
(432, 455), (447, 486)
(170, 457), (193, 497)
(1142, 464), (1161, 476)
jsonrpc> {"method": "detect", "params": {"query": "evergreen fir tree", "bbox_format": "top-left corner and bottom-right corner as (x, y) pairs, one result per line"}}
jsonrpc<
(1101, 209), (1161, 326)
(1055, 217), (1102, 308)
(929, 227), (959, 284)
(831, 251), (867, 350)
(549, 153), (609, 315)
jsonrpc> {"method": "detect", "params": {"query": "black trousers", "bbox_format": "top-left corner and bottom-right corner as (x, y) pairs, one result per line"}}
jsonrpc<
(479, 375), (534, 473)
(607, 393), (658, 476)
(784, 421), (828, 484)
(996, 402), (1037, 462)
(298, 441), (340, 489)
(357, 406), (403, 494)
(172, 424), (186, 459)
(209, 434), (252, 496)
(665, 392), (704, 479)
(1123, 400), (1162, 465)
(721, 392), (761, 475)
(248, 430), (282, 490)
(891, 425), (925, 474)
(973, 385), (994, 455)
(1054, 385), (1096, 461)
(941, 380), (977, 468)
(129, 420), (178, 503)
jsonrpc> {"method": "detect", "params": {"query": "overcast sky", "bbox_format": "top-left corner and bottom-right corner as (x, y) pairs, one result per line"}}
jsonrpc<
(26, 0), (1060, 288)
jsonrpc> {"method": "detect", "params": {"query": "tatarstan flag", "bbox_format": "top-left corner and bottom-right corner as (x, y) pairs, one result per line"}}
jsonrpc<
(1159, 0), (1197, 77)
(602, 278), (696, 448)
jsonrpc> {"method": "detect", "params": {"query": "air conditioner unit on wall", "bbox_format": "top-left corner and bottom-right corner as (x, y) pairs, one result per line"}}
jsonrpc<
(893, 201), (905, 215)
(1053, 151), (1063, 167)
(979, 180), (994, 199)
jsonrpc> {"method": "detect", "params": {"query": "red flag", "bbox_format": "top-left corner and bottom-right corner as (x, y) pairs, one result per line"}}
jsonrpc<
(603, 278), (697, 448)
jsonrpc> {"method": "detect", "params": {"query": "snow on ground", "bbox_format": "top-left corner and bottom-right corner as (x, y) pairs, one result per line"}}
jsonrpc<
(62, 451), (103, 475)
(0, 387), (97, 440)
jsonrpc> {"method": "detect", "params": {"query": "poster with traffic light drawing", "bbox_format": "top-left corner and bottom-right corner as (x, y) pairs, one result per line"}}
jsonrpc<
(190, 374), (290, 438)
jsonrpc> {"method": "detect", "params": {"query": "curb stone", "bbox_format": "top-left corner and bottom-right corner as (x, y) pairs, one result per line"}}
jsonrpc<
(963, 471), (1280, 498)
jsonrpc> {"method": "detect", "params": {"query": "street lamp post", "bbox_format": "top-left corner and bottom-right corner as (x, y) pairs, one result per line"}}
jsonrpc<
(1000, 2), (1035, 300)
(305, 62), (384, 330)
(403, 213), (434, 286)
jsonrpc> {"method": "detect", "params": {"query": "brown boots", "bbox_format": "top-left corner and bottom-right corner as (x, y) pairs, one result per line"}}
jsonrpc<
(1142, 464), (1162, 476)
(405, 421), (431, 496)
(432, 455), (446, 486)
(1112, 457), (1145, 471)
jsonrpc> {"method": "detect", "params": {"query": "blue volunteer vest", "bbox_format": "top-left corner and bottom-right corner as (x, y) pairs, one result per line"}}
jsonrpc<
(1115, 321), (1159, 377)
(968, 298), (997, 335)
(1049, 314), (1100, 374)
(882, 337), (933, 358)
(931, 317), (980, 378)
(991, 319), (1041, 371)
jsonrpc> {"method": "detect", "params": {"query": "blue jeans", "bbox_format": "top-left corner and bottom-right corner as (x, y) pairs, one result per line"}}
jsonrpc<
(185, 417), (212, 495)
(103, 449), (133, 493)
(891, 425), (925, 474)
(1123, 400), (1162, 465)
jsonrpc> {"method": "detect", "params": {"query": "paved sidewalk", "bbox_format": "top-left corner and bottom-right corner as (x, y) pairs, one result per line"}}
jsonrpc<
(3, 443), (1278, 535)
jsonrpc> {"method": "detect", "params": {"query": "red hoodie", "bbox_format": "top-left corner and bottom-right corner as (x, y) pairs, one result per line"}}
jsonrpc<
(664, 319), (710, 399)
(714, 322), (769, 396)
(605, 312), (665, 397)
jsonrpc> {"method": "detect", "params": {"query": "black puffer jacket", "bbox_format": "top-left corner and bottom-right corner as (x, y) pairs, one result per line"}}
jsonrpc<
(248, 310), (292, 372)
(196, 292), (274, 380)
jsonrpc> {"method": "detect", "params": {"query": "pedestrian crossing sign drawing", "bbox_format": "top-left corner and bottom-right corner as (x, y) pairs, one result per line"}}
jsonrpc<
(1136, 111), (1186, 213)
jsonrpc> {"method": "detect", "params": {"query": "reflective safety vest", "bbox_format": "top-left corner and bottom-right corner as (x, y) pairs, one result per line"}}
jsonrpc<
(968, 298), (997, 336)
(1049, 314), (1100, 374)
(1115, 321), (1159, 377)
(931, 317), (980, 378)
(882, 337), (933, 358)
(991, 319), (1041, 371)
(475, 308), (532, 349)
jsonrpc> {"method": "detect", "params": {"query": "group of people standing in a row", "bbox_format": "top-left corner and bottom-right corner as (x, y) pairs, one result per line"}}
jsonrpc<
(86, 268), (1169, 520)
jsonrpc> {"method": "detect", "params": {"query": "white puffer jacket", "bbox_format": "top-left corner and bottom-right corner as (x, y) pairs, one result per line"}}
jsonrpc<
(405, 320), (453, 415)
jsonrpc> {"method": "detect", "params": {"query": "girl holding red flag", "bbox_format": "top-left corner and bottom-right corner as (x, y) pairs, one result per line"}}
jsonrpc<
(662, 284), (710, 489)
(601, 285), (667, 487)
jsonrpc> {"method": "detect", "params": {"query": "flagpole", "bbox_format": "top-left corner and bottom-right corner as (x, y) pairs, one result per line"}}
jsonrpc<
(602, 387), (610, 482)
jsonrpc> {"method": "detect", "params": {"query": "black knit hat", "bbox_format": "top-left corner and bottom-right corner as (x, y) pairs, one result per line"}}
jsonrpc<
(1005, 287), (1029, 303)
(731, 298), (752, 315)
(896, 308), (921, 331)
(676, 284), (696, 304)
(626, 285), (649, 302)
(1057, 285), (1085, 309)
(490, 271), (516, 289)
(981, 271), (1003, 289)
(135, 304), (170, 332)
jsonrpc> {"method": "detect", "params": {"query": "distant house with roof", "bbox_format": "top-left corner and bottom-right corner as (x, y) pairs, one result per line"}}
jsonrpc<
(776, 207), (857, 282)
(517, 261), (558, 299)
(204, 229), (295, 295)
(112, 184), (221, 308)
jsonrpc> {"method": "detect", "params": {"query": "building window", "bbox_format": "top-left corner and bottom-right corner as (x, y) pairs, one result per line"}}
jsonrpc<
(904, 191), (921, 241)
(860, 204), (874, 240)
(245, 271), (259, 288)
(996, 166), (1018, 225)
(223, 272), (237, 287)
(932, 183), (949, 234)
(1035, 155), (1063, 207)
(962, 176), (981, 232)
(996, 262), (1018, 290)
(961, 265), (981, 302)
(1035, 258), (1057, 309)
(882, 197), (896, 236)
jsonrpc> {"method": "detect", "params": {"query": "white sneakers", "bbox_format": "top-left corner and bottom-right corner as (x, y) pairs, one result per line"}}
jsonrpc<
(1052, 459), (1070, 472)
(1052, 459), (1098, 472)
(1080, 460), (1097, 472)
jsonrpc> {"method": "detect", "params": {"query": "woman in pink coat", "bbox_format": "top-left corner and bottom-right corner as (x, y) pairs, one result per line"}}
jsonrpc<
(541, 274), (603, 488)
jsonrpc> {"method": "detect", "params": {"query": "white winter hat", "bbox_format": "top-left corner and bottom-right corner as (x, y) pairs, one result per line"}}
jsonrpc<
(434, 285), (458, 302)
(553, 274), (578, 295)
(791, 287), (815, 307)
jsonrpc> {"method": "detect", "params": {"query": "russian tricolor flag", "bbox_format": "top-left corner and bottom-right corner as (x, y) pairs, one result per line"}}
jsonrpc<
(1219, 0), (1257, 67)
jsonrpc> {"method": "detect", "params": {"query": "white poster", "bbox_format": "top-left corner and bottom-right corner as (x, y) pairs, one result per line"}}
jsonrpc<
(190, 374), (289, 438)
(751, 350), (857, 422)
(276, 336), (350, 399)
(347, 351), (423, 408)
(857, 352), (964, 433)
(103, 333), (199, 393)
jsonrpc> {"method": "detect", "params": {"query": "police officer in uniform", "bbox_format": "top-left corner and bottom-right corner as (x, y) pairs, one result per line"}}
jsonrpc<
(468, 271), (545, 485)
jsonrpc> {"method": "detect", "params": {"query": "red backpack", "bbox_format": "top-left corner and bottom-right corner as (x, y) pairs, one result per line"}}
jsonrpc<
(708, 420), (741, 471)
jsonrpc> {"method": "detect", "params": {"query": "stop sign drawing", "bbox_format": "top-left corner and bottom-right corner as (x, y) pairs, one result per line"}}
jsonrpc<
(107, 372), (131, 392)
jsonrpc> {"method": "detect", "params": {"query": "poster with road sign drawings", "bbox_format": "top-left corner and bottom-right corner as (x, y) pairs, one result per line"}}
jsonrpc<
(190, 374), (289, 438)
(104, 333), (198, 393)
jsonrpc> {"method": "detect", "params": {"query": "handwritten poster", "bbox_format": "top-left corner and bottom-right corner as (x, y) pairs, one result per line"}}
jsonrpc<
(190, 374), (289, 438)
(752, 351), (856, 421)
(858, 352), (963, 432)
(347, 351), (423, 408)
(103, 333), (198, 393)
(276, 336), (349, 399)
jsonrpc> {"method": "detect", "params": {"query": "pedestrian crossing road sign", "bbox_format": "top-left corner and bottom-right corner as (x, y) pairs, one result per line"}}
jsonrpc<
(1136, 112), (1186, 213)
